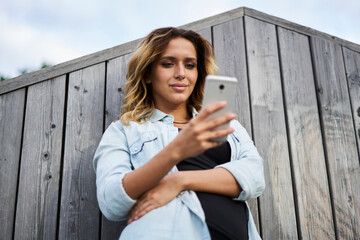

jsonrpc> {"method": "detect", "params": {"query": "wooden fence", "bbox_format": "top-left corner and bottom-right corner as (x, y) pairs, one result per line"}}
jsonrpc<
(0, 7), (359, 240)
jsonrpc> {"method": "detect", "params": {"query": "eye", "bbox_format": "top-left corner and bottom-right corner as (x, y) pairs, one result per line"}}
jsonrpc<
(160, 62), (174, 68)
(185, 63), (196, 69)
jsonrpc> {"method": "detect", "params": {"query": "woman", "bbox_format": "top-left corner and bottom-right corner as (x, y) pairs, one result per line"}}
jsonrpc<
(93, 27), (265, 240)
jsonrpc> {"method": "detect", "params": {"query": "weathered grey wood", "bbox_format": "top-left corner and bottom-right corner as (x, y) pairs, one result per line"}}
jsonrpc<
(311, 36), (360, 239)
(245, 16), (298, 239)
(59, 63), (105, 239)
(278, 28), (336, 239)
(0, 89), (25, 240)
(343, 47), (360, 155)
(101, 55), (132, 240)
(14, 76), (66, 239)
(244, 8), (360, 53)
(196, 27), (212, 43)
(213, 18), (251, 132)
(104, 54), (133, 129)
(212, 17), (260, 230)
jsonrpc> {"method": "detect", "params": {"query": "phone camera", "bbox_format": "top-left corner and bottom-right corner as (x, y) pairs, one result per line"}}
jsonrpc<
(219, 84), (225, 90)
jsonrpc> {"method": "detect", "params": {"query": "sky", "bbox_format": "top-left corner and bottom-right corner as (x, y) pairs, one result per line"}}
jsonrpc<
(1, 0), (359, 79)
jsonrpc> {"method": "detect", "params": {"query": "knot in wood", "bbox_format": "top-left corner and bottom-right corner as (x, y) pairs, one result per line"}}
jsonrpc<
(43, 151), (50, 160)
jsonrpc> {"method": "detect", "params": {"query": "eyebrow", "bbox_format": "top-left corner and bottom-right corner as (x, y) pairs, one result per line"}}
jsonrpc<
(160, 56), (197, 62)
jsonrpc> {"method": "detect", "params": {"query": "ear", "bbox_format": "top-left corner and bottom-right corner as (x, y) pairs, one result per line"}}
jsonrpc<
(145, 77), (151, 84)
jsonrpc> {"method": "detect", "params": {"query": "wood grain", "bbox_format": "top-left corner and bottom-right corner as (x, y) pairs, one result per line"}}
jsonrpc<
(245, 16), (298, 239)
(0, 89), (25, 239)
(343, 47), (360, 156)
(311, 37), (360, 239)
(196, 27), (212, 43)
(278, 28), (336, 239)
(58, 63), (105, 239)
(100, 55), (132, 240)
(212, 17), (260, 230)
(104, 54), (133, 129)
(14, 76), (66, 239)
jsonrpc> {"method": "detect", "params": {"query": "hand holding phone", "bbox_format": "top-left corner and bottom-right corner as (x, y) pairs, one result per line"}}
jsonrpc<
(201, 75), (237, 142)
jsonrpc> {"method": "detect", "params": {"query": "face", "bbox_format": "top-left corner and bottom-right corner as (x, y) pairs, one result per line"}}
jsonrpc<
(146, 37), (198, 111)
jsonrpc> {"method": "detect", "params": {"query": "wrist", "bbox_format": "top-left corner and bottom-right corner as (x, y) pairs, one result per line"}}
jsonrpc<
(171, 172), (187, 192)
(165, 140), (184, 164)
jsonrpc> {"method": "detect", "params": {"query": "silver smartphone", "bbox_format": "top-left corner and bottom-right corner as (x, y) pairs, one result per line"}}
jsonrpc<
(201, 75), (238, 142)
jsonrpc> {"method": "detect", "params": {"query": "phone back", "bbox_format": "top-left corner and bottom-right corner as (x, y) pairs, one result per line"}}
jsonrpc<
(202, 75), (238, 141)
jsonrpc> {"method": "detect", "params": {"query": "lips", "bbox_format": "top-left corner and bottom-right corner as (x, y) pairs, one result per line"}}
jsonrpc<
(170, 83), (188, 91)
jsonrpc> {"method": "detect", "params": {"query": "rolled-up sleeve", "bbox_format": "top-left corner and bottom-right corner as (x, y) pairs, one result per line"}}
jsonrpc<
(216, 120), (265, 201)
(93, 122), (136, 221)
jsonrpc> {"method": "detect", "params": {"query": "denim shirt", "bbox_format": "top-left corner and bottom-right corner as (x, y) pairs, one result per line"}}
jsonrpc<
(93, 109), (265, 240)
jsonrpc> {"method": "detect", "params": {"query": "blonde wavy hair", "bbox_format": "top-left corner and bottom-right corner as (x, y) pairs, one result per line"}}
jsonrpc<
(120, 27), (218, 125)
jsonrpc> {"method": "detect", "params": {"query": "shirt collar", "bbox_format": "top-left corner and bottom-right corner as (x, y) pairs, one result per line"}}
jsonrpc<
(149, 106), (198, 123)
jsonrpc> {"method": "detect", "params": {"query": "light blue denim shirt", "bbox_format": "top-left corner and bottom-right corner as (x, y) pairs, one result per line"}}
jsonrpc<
(93, 109), (265, 240)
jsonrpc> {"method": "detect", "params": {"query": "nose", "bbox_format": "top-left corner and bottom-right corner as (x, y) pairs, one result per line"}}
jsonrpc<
(175, 64), (185, 80)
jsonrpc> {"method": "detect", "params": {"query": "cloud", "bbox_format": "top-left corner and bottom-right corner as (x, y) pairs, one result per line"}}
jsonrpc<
(0, 0), (359, 79)
(0, 9), (86, 77)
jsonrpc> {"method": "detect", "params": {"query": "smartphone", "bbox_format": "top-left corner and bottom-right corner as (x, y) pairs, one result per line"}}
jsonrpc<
(201, 75), (238, 142)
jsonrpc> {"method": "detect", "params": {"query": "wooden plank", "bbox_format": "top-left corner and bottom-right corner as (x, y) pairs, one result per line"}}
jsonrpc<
(196, 27), (212, 43)
(342, 47), (360, 239)
(104, 54), (133, 129)
(311, 37), (360, 239)
(212, 17), (261, 230)
(343, 47), (360, 156)
(0, 88), (26, 239)
(278, 28), (335, 239)
(101, 55), (131, 240)
(244, 16), (298, 239)
(244, 8), (360, 53)
(59, 63), (105, 239)
(14, 76), (66, 239)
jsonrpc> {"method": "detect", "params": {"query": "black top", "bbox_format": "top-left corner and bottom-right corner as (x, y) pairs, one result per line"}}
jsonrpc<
(177, 142), (248, 240)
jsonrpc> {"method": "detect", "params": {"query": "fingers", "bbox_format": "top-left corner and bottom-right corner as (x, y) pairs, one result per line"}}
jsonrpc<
(204, 112), (236, 131)
(200, 126), (235, 142)
(195, 101), (227, 121)
(193, 112), (236, 137)
(128, 202), (155, 224)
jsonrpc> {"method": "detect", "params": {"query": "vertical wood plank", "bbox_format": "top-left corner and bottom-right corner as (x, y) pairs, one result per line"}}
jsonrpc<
(278, 28), (335, 239)
(197, 28), (212, 43)
(59, 63), (105, 239)
(104, 54), (132, 129)
(14, 76), (66, 239)
(342, 47), (360, 239)
(101, 55), (131, 240)
(245, 16), (298, 239)
(311, 37), (360, 239)
(343, 47), (360, 155)
(212, 17), (260, 230)
(0, 89), (26, 239)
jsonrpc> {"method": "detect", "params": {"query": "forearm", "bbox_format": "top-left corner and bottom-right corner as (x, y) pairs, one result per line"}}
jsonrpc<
(178, 168), (242, 198)
(123, 140), (182, 200)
